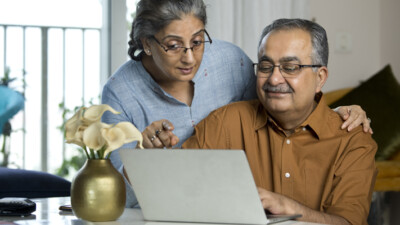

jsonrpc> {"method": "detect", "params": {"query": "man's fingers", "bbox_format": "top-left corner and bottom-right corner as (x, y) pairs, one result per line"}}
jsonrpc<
(257, 188), (277, 212)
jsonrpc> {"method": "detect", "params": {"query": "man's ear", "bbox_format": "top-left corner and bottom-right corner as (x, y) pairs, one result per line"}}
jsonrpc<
(315, 66), (328, 93)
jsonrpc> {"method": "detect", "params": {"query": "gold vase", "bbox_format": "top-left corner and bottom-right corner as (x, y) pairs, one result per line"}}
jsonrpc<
(71, 159), (126, 222)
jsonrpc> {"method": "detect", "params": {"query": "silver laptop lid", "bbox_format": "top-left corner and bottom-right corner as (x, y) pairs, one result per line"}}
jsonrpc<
(119, 149), (268, 225)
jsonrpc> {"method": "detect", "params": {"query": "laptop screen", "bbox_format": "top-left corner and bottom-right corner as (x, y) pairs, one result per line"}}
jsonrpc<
(120, 148), (301, 224)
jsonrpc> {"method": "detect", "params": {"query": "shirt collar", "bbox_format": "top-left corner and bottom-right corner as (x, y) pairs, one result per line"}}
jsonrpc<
(255, 102), (268, 130)
(301, 92), (332, 140)
(254, 92), (330, 139)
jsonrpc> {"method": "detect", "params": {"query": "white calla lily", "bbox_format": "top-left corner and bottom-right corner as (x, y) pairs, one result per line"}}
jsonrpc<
(64, 104), (144, 159)
(113, 122), (143, 149)
(66, 138), (85, 149)
(102, 126), (127, 156)
(65, 107), (87, 142)
(83, 104), (120, 123)
(83, 122), (111, 151)
(101, 122), (144, 156)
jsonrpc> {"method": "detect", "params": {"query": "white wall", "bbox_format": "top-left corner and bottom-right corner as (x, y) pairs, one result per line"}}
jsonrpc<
(309, 0), (381, 91)
(309, 0), (400, 92)
(380, 0), (400, 82)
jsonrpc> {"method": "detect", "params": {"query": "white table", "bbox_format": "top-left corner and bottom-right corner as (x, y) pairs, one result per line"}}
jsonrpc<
(0, 197), (324, 225)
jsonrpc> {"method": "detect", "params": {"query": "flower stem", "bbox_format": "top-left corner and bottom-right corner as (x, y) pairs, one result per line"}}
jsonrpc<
(105, 152), (111, 159)
(97, 145), (107, 159)
(89, 149), (96, 159)
(83, 146), (90, 159)
(97, 150), (102, 159)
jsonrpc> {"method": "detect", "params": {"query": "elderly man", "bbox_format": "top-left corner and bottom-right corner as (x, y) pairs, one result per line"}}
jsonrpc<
(180, 19), (377, 225)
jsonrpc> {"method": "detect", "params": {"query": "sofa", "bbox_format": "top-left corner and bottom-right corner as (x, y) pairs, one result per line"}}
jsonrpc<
(324, 65), (400, 192)
(0, 167), (71, 198)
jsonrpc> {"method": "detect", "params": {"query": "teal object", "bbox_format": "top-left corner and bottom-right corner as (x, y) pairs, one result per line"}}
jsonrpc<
(0, 85), (24, 135)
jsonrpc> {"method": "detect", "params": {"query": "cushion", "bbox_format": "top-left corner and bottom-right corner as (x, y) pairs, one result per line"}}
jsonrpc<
(324, 88), (353, 105)
(0, 167), (71, 198)
(330, 65), (400, 160)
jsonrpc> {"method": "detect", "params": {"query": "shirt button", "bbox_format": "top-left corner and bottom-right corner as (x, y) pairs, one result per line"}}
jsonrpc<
(286, 139), (291, 144)
(302, 127), (306, 131)
(285, 172), (291, 178)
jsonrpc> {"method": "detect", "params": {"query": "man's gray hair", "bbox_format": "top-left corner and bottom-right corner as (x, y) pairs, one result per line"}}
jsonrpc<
(128, 0), (207, 61)
(258, 18), (329, 67)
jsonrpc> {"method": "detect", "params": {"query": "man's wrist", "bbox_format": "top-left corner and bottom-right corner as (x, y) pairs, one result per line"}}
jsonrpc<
(280, 195), (300, 215)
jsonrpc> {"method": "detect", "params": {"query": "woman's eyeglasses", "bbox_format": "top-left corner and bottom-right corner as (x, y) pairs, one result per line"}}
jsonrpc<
(151, 29), (212, 55)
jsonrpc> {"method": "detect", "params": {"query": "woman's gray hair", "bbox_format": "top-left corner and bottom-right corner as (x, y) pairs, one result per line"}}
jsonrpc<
(128, 0), (207, 61)
(258, 18), (329, 67)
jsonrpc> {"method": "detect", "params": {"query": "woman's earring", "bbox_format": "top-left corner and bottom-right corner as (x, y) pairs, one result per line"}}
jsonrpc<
(145, 49), (151, 55)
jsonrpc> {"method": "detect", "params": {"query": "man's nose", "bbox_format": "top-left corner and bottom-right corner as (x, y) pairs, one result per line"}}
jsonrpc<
(268, 66), (285, 85)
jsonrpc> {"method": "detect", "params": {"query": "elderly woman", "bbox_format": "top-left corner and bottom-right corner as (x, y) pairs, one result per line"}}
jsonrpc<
(101, 0), (371, 207)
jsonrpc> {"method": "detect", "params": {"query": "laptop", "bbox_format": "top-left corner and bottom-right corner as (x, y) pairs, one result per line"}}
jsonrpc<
(119, 149), (301, 224)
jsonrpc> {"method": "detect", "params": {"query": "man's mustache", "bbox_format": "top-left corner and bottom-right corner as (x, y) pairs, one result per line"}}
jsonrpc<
(262, 83), (294, 93)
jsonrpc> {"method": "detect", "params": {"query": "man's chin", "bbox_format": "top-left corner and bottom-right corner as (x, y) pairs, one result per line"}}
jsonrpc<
(264, 100), (291, 114)
(269, 108), (290, 115)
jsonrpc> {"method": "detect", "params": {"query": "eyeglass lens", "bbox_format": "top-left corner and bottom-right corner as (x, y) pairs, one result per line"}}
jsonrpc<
(153, 29), (212, 54)
(254, 63), (320, 78)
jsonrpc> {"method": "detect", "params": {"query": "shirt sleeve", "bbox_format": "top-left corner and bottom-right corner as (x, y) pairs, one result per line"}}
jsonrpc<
(182, 108), (230, 149)
(323, 131), (377, 225)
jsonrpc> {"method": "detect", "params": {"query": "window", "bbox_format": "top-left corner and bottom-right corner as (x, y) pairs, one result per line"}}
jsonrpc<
(0, 0), (103, 176)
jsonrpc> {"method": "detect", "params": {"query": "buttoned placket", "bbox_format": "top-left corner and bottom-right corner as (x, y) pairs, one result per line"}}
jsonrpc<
(281, 135), (293, 198)
(280, 126), (308, 198)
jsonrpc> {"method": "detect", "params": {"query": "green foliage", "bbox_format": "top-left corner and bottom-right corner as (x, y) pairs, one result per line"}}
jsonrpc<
(55, 147), (87, 177)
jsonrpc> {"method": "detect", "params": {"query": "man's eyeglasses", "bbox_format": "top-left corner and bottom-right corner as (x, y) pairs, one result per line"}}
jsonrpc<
(253, 62), (322, 78)
(151, 29), (212, 55)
